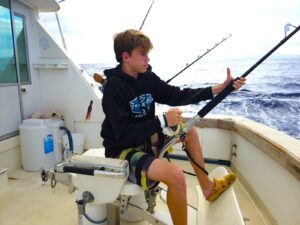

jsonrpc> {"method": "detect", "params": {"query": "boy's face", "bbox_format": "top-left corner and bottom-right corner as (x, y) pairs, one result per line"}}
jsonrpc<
(123, 46), (150, 74)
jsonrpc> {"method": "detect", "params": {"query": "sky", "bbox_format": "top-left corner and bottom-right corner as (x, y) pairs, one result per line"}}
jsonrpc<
(39, 0), (300, 68)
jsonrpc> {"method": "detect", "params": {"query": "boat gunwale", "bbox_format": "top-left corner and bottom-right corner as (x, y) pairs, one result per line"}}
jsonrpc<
(183, 116), (300, 182)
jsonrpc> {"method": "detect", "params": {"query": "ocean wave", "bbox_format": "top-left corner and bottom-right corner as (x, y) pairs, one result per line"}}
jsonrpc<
(266, 92), (300, 98)
(187, 97), (300, 139)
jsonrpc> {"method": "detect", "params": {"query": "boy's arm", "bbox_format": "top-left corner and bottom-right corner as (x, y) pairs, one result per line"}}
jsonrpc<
(151, 73), (213, 106)
(152, 68), (245, 105)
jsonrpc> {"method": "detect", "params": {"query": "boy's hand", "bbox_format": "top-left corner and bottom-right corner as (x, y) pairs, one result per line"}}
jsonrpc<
(212, 67), (246, 95)
(224, 68), (246, 91)
(165, 108), (183, 127)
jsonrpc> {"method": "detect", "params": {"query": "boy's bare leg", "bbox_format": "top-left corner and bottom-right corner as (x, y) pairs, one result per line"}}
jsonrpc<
(147, 159), (187, 225)
(183, 126), (215, 198)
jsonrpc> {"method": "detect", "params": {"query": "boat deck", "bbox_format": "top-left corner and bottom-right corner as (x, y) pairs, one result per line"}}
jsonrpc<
(0, 159), (273, 225)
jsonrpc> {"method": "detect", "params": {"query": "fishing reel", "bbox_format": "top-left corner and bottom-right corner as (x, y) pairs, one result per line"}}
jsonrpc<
(162, 125), (181, 137)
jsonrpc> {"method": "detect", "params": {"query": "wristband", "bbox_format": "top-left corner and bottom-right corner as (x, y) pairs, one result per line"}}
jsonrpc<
(158, 114), (166, 129)
(163, 112), (168, 127)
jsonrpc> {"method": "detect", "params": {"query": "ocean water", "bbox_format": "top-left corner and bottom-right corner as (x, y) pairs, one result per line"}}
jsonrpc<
(80, 55), (300, 140)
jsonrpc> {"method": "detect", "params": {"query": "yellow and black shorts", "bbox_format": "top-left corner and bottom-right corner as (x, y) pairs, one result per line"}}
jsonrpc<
(118, 147), (160, 190)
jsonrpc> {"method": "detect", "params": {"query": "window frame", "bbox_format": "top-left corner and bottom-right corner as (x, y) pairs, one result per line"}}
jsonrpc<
(13, 12), (31, 85)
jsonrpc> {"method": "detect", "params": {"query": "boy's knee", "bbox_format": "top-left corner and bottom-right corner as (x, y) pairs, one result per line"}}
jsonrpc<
(167, 167), (186, 190)
(186, 126), (199, 141)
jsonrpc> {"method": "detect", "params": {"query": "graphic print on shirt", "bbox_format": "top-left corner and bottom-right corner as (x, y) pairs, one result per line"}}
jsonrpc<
(130, 93), (153, 118)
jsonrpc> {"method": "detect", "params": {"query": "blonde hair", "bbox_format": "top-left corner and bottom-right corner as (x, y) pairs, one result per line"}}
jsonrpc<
(113, 29), (153, 63)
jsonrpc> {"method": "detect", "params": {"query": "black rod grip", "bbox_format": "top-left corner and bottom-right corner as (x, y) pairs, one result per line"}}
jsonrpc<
(198, 80), (235, 118)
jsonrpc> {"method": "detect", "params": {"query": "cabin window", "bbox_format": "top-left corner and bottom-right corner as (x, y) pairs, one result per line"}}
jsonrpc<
(14, 14), (30, 83)
(0, 0), (23, 141)
(0, 1), (30, 85)
(0, 0), (17, 84)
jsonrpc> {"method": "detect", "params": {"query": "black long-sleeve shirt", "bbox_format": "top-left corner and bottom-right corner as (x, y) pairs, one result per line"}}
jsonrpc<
(101, 65), (213, 157)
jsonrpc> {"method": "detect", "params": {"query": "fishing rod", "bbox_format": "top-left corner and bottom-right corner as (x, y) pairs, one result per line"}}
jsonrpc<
(139, 0), (155, 31)
(158, 24), (300, 159)
(166, 34), (232, 84)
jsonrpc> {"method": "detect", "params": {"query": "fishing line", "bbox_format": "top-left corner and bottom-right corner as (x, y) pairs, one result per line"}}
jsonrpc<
(158, 185), (197, 210)
(165, 154), (196, 176)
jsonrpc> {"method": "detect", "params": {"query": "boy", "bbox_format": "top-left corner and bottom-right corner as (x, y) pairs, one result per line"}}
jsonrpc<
(101, 29), (246, 225)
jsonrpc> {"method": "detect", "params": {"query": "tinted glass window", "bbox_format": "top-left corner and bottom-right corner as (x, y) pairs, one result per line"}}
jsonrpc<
(14, 14), (30, 83)
(0, 0), (17, 83)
